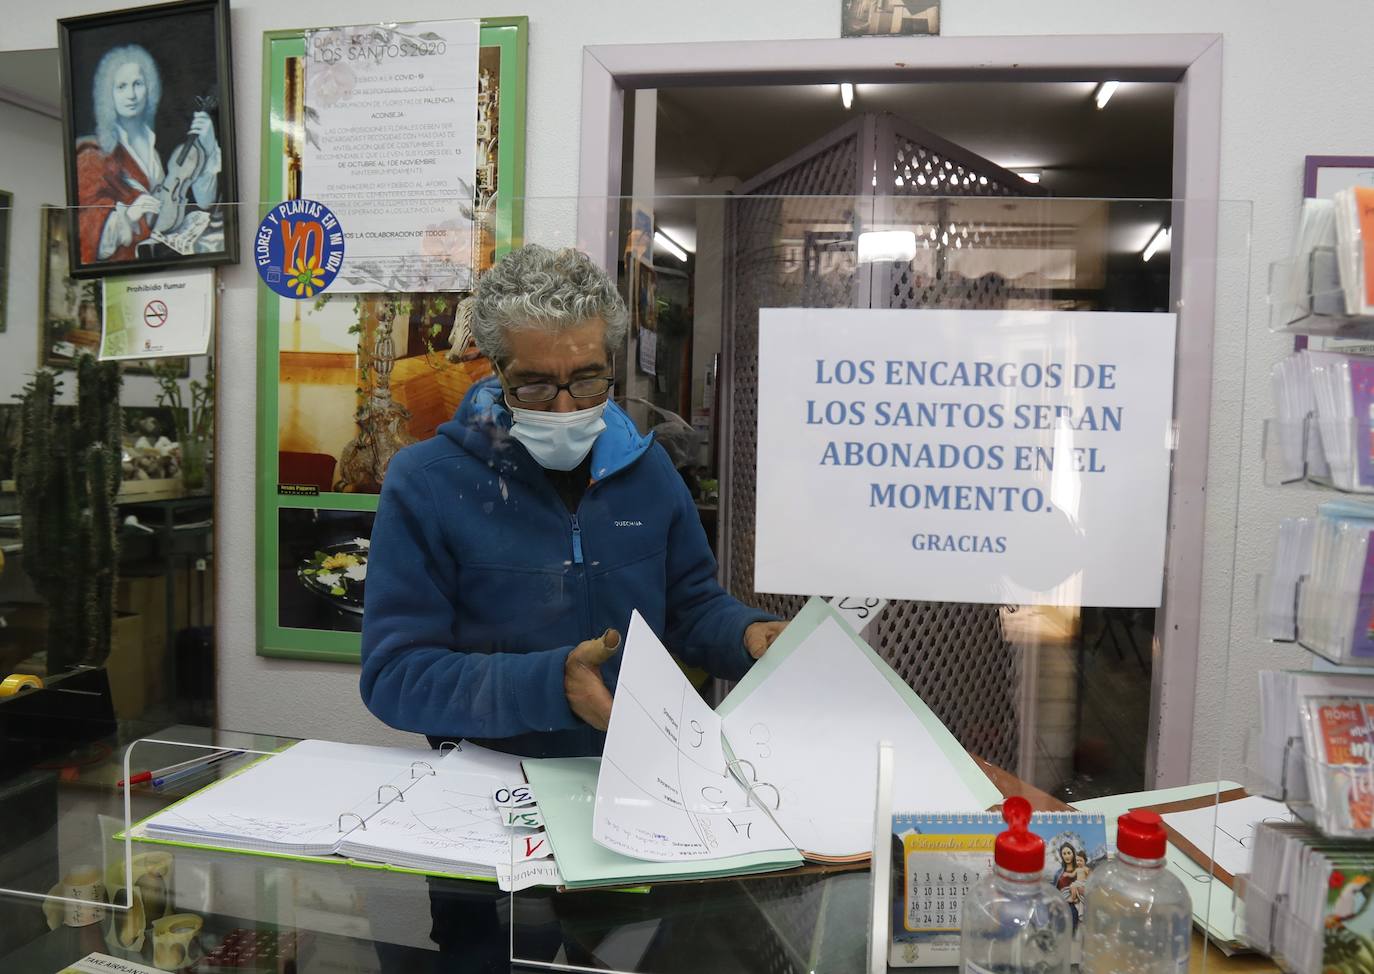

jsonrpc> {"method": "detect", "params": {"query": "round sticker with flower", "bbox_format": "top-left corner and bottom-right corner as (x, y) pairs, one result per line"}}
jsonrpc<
(255, 199), (345, 299)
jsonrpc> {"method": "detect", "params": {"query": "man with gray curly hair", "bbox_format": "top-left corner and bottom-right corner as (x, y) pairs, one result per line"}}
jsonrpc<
(361, 244), (785, 758)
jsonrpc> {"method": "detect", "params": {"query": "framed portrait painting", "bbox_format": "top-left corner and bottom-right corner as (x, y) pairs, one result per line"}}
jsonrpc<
(58, 0), (239, 277)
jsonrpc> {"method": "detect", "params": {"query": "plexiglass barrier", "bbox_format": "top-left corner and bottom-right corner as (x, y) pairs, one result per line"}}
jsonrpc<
(0, 194), (1260, 973)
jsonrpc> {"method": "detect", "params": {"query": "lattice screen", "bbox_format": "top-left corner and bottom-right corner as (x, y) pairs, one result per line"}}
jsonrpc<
(723, 114), (1049, 772)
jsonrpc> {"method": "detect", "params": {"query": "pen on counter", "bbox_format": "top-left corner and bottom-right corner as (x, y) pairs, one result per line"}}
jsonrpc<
(118, 749), (240, 788)
(151, 750), (243, 790)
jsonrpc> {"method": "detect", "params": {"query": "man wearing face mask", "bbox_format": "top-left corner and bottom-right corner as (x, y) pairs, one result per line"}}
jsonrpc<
(360, 244), (786, 758)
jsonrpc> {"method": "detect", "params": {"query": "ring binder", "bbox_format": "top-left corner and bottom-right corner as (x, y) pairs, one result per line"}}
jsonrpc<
(439, 741), (463, 755)
(378, 784), (404, 804)
(409, 760), (435, 779)
(338, 812), (366, 833)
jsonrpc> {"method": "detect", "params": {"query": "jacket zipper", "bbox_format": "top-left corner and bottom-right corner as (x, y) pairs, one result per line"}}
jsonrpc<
(570, 514), (584, 565)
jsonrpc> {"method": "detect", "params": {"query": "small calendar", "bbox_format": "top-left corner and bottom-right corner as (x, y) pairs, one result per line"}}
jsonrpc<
(889, 811), (1109, 968)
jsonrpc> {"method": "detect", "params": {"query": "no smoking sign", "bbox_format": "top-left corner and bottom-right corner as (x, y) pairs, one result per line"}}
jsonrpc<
(144, 300), (169, 328)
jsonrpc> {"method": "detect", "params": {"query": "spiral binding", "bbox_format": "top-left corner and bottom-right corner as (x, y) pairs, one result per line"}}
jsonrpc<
(892, 811), (1101, 826)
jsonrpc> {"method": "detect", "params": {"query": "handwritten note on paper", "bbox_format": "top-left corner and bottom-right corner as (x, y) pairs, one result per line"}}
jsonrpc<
(592, 612), (796, 863)
(827, 596), (889, 633)
(721, 615), (989, 858)
(354, 771), (513, 869)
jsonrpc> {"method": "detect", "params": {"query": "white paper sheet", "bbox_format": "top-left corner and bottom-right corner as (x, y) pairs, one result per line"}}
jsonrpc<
(720, 616), (988, 858)
(302, 20), (480, 292)
(345, 768), (514, 871)
(592, 612), (795, 862)
(1161, 796), (1295, 879)
(141, 740), (435, 855)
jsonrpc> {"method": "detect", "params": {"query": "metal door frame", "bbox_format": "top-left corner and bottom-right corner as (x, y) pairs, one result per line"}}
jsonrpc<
(575, 33), (1224, 788)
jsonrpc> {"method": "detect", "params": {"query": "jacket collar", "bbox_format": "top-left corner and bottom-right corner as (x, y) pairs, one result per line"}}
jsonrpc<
(439, 376), (654, 483)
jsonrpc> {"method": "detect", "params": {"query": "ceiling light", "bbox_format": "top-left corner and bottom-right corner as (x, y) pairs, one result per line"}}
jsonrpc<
(857, 230), (917, 263)
(840, 82), (855, 110)
(1013, 169), (1041, 184)
(1094, 81), (1119, 109)
(1142, 226), (1170, 262)
(654, 231), (688, 263)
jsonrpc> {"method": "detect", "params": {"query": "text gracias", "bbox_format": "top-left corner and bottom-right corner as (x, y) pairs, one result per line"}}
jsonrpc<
(804, 358), (1122, 557)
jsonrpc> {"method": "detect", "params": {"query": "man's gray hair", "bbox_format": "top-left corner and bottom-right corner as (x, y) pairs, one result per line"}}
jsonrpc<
(92, 45), (161, 154)
(472, 244), (629, 364)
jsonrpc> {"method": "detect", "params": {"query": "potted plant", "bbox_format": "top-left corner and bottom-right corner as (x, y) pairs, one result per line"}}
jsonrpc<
(153, 360), (214, 492)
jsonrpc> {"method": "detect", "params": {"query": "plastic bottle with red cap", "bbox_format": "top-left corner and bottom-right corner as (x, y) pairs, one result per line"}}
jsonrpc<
(1082, 810), (1192, 974)
(958, 797), (1071, 974)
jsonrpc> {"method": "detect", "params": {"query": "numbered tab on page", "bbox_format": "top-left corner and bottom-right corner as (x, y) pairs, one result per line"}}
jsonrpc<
(503, 807), (545, 830)
(513, 832), (553, 862)
(493, 784), (537, 807)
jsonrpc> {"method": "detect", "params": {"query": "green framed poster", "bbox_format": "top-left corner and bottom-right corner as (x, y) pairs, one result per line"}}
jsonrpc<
(256, 18), (527, 661)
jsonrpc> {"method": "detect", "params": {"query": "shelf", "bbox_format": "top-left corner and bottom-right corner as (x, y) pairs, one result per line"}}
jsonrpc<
(1269, 251), (1374, 338)
(1262, 416), (1374, 493)
(1255, 571), (1374, 667)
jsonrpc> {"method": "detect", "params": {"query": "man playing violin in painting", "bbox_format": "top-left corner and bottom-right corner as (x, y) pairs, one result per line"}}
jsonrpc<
(75, 44), (220, 264)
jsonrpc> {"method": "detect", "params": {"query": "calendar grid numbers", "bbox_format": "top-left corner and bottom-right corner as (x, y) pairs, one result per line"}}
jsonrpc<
(890, 811), (1109, 968)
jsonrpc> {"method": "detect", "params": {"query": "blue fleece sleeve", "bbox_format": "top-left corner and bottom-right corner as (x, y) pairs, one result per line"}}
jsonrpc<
(359, 452), (584, 739)
(658, 449), (777, 681)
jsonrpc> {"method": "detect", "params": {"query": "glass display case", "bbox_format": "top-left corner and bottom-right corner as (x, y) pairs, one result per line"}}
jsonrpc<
(0, 192), (1257, 973)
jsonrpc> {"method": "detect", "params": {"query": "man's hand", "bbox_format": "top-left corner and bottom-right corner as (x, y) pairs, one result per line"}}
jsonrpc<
(744, 620), (787, 660)
(564, 629), (620, 730)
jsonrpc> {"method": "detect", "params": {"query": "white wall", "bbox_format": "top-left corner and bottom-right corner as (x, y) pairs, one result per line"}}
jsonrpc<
(0, 101), (64, 404)
(1, 1), (1364, 771)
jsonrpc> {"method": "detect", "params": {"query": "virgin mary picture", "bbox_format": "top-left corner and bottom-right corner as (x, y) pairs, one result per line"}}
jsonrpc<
(59, 0), (238, 277)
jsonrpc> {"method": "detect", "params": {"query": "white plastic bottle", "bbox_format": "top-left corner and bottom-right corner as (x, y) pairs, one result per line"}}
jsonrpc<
(959, 797), (1072, 974)
(1082, 810), (1192, 974)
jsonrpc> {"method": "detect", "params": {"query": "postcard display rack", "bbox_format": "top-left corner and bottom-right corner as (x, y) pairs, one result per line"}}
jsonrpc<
(1242, 192), (1374, 973)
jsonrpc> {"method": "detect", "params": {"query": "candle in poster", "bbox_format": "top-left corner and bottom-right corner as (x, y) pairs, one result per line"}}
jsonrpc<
(302, 20), (479, 292)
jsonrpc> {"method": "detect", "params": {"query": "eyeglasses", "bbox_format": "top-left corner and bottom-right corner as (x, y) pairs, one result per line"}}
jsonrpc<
(501, 374), (615, 404)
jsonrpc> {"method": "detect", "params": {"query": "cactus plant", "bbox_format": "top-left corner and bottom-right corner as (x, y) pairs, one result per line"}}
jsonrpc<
(16, 353), (123, 674)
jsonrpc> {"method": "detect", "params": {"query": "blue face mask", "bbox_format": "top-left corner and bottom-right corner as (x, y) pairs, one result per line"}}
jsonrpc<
(507, 401), (608, 471)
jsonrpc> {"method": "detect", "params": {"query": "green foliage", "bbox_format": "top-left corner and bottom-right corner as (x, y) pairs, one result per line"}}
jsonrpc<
(153, 358), (214, 444)
(16, 353), (123, 673)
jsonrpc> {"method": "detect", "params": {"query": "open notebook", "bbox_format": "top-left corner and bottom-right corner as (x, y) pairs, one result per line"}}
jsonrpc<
(132, 739), (532, 881)
(525, 597), (1001, 888)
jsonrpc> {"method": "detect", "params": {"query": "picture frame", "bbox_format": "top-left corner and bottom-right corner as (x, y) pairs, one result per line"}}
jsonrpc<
(841, 0), (940, 37)
(58, 0), (239, 278)
(38, 205), (189, 376)
(255, 18), (527, 661)
(1303, 155), (1374, 200)
(0, 190), (10, 333)
(1297, 156), (1374, 353)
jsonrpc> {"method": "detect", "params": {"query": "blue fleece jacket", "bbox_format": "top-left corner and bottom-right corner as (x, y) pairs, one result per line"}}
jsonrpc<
(359, 377), (773, 758)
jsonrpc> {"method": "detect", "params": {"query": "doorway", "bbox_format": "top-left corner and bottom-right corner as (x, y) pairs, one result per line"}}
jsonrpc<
(575, 34), (1223, 789)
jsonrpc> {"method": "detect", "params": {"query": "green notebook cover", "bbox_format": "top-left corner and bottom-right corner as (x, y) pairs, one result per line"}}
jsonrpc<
(718, 596), (1003, 810)
(522, 757), (804, 889)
